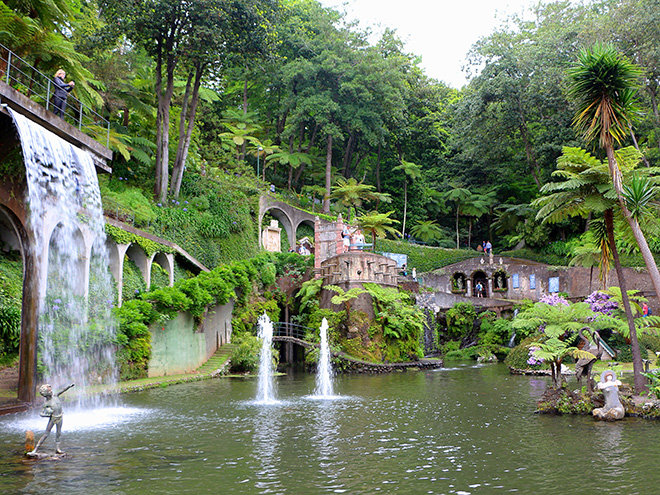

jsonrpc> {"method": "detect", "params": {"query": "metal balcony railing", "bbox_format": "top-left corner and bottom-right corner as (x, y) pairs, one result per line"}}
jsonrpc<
(0, 43), (110, 147)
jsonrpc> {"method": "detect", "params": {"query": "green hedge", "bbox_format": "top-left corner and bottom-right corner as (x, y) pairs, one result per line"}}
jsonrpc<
(376, 239), (477, 273)
(114, 252), (312, 379)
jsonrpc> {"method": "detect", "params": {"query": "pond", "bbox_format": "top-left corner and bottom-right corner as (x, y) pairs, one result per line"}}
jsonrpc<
(1, 363), (659, 494)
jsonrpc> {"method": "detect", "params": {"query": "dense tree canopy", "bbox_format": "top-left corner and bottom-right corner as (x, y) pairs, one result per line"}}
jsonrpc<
(3, 0), (660, 259)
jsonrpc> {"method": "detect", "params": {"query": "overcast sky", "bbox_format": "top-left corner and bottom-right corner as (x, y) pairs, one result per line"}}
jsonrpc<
(319, 0), (541, 88)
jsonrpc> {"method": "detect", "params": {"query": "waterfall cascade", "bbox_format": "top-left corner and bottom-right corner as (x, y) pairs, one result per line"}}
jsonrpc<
(9, 109), (117, 405)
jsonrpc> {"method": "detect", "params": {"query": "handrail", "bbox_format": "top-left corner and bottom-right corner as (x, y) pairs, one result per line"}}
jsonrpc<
(0, 43), (110, 147)
(272, 322), (315, 341)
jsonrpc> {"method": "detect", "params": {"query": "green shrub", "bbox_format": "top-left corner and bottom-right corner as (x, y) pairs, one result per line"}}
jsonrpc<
(150, 263), (170, 291)
(504, 335), (549, 370)
(232, 299), (281, 335)
(122, 258), (147, 302)
(229, 332), (262, 372)
(442, 340), (461, 354)
(0, 251), (22, 356)
(446, 302), (477, 340)
(480, 318), (512, 346)
(99, 176), (157, 226)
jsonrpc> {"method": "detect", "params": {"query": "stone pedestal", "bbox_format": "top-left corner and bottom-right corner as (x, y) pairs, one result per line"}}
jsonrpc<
(262, 220), (282, 252)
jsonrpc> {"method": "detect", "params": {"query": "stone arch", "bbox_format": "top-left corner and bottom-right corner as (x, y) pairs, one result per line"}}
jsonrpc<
(0, 205), (36, 403)
(261, 205), (295, 251)
(126, 243), (150, 288)
(0, 205), (26, 255)
(152, 251), (175, 287)
(47, 222), (87, 298)
(451, 272), (467, 293)
(295, 218), (316, 253)
(472, 269), (488, 298)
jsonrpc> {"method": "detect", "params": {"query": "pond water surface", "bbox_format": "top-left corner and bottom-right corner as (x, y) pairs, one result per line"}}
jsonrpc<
(1, 363), (659, 494)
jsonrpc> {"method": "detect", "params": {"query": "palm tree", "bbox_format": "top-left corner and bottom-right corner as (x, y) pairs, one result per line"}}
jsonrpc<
(330, 178), (391, 220)
(462, 189), (497, 248)
(392, 160), (422, 239)
(513, 301), (601, 389)
(410, 220), (445, 244)
(533, 146), (644, 392)
(443, 185), (471, 249)
(567, 44), (653, 393)
(356, 211), (400, 251)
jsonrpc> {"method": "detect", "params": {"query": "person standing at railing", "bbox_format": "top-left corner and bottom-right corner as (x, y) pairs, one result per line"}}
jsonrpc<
(52, 69), (75, 118)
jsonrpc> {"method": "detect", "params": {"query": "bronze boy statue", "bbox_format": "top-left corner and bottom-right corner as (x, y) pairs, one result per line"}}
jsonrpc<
(28, 383), (75, 456)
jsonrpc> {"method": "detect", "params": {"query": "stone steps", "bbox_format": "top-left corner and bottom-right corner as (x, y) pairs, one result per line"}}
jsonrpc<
(195, 344), (235, 375)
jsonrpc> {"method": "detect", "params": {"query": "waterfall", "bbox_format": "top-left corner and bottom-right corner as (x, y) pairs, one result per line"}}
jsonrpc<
(313, 318), (335, 398)
(9, 109), (117, 406)
(256, 313), (278, 404)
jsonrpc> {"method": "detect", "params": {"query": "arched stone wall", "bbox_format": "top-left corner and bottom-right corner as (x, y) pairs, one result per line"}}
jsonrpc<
(261, 206), (295, 250)
(153, 252), (175, 287)
(472, 270), (488, 298)
(47, 222), (88, 298)
(126, 243), (150, 288)
(258, 197), (317, 252)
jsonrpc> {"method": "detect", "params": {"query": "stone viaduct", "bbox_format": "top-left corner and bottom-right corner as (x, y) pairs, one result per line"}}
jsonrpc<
(0, 80), (207, 402)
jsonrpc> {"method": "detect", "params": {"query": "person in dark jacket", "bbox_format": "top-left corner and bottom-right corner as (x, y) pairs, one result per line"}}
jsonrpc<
(53, 69), (75, 118)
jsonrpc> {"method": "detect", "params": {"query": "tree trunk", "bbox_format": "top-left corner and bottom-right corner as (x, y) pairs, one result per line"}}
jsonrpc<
(604, 209), (646, 395)
(171, 62), (204, 198)
(517, 100), (542, 189)
(606, 145), (660, 314)
(401, 179), (408, 239)
(154, 43), (163, 199)
(342, 133), (354, 178)
(323, 134), (332, 214)
(376, 143), (382, 192)
(240, 76), (248, 160)
(171, 69), (193, 197)
(455, 209), (460, 249)
(287, 135), (294, 190)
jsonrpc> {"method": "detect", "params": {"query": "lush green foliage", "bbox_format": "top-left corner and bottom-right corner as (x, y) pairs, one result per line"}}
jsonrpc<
(229, 333), (262, 373)
(0, 251), (22, 356)
(363, 283), (425, 361)
(113, 252), (307, 378)
(122, 259), (147, 303)
(445, 302), (477, 340)
(504, 336), (549, 371)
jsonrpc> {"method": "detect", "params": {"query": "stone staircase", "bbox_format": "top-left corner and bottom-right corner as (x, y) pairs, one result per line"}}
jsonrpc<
(195, 344), (235, 376)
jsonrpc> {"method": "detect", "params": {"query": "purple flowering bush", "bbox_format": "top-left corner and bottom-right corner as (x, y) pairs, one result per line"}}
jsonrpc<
(539, 293), (570, 307)
(526, 345), (545, 365)
(584, 291), (618, 316)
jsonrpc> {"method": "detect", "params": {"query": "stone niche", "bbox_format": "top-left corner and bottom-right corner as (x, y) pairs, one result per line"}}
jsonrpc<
(262, 219), (282, 252)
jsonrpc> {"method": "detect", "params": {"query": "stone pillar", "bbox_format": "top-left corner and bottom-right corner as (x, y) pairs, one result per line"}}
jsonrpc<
(18, 239), (41, 403)
(466, 279), (472, 297)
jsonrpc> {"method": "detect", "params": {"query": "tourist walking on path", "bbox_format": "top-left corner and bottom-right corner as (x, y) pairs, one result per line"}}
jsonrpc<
(52, 69), (75, 118)
(485, 241), (492, 255)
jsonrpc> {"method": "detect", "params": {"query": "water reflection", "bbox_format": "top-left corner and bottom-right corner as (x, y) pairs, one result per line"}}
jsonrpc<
(3, 365), (660, 494)
(251, 404), (284, 493)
